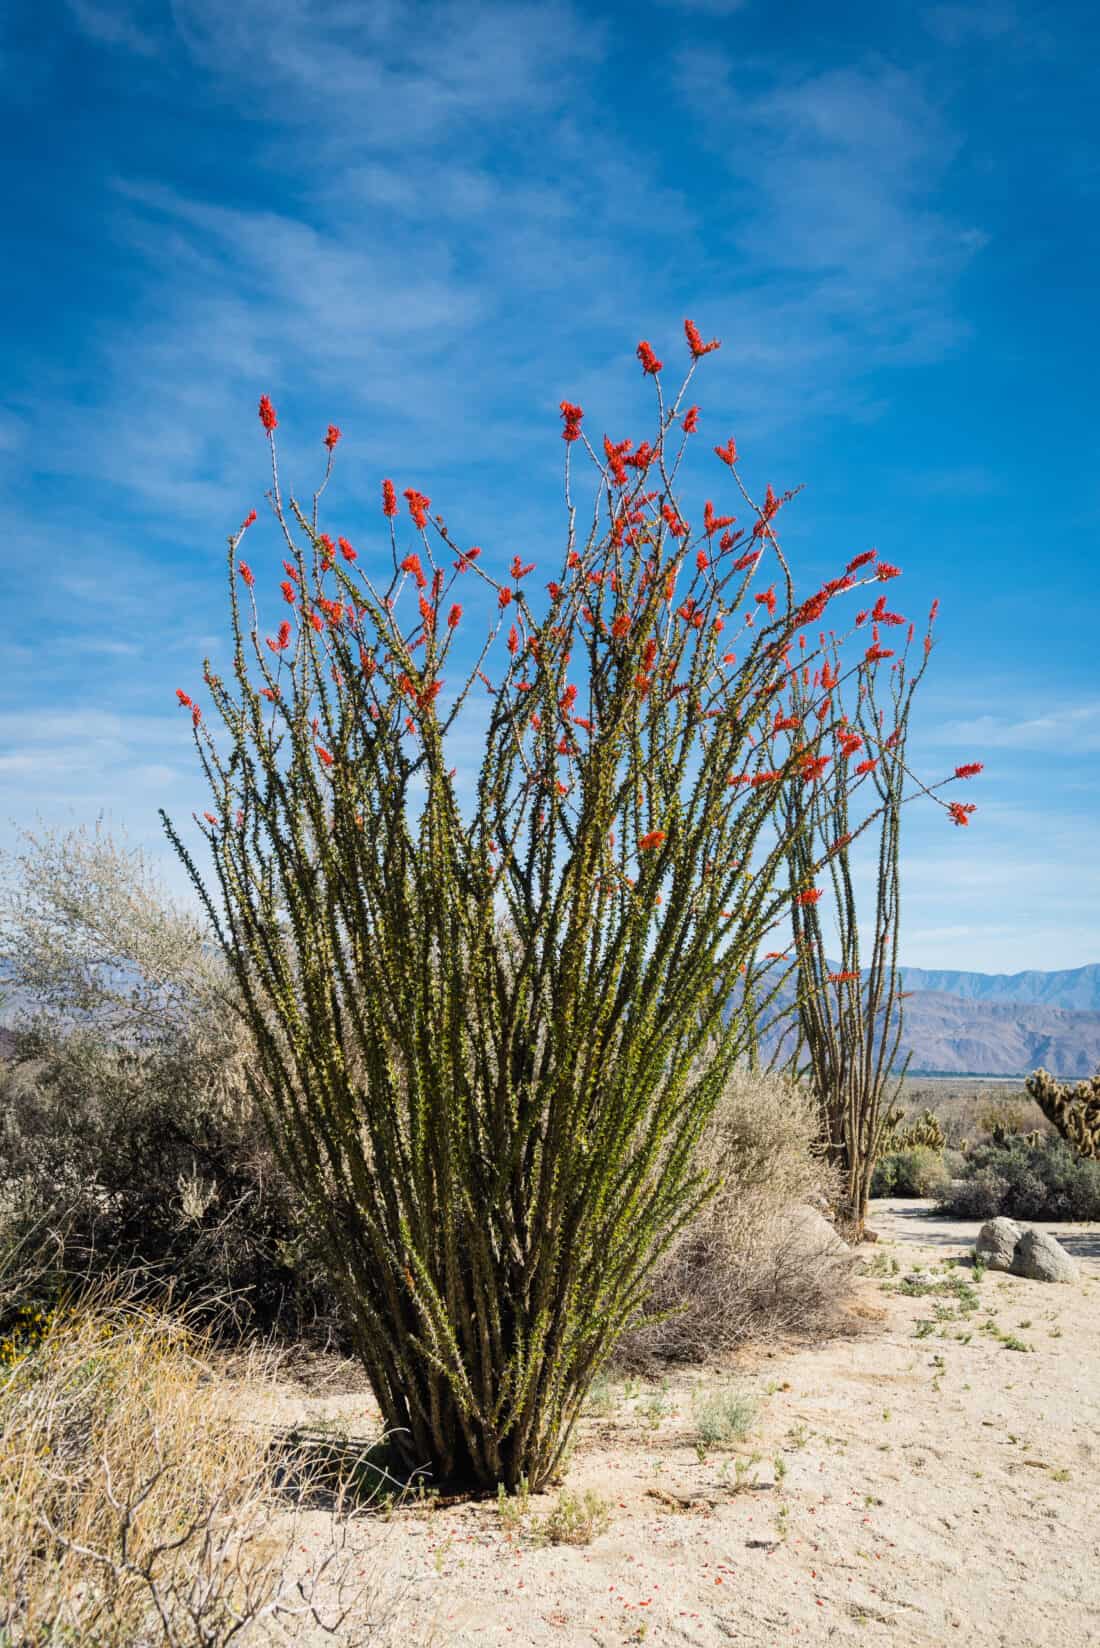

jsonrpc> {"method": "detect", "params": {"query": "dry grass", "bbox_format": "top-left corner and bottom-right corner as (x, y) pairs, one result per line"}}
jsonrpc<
(0, 1272), (399, 1647)
(616, 1067), (857, 1366)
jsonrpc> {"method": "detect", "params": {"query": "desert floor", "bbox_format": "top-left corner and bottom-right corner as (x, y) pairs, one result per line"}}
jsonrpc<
(240, 1199), (1100, 1648)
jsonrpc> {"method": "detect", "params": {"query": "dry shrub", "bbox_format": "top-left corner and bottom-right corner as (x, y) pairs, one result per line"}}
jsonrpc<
(616, 1066), (856, 1366)
(0, 824), (338, 1346)
(0, 1276), (399, 1646)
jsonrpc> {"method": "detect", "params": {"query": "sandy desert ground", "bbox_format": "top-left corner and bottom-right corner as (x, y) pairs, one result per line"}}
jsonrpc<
(235, 1198), (1100, 1648)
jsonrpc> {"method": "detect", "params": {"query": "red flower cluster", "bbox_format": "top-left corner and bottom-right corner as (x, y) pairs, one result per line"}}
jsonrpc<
(324, 425), (341, 450)
(258, 395), (277, 433)
(682, 405), (699, 434)
(948, 801), (977, 826)
(636, 340), (662, 375)
(382, 479), (398, 517)
(238, 561), (254, 588)
(448, 604), (462, 629)
(338, 536), (357, 562)
(954, 762), (984, 779)
(560, 401), (584, 443)
(684, 318), (721, 358)
(638, 830), (667, 851)
(405, 488), (431, 530)
(797, 888), (823, 906)
(401, 553), (427, 590)
(714, 437), (738, 468)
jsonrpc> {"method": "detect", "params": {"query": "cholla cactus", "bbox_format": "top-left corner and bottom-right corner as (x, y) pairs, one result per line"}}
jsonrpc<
(1025, 1068), (1100, 1159)
(881, 1107), (946, 1155)
(165, 327), (971, 1491)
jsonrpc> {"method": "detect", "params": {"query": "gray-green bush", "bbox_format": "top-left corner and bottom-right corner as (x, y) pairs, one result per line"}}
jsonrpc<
(936, 1135), (1100, 1221)
(0, 825), (335, 1345)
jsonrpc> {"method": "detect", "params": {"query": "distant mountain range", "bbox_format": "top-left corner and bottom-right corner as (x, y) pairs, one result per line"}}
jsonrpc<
(895, 964), (1100, 1014)
(740, 962), (1100, 1080)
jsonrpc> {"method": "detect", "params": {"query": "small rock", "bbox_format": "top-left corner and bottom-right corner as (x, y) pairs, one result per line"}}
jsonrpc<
(777, 1203), (852, 1258)
(1009, 1228), (1079, 1284)
(975, 1217), (1023, 1272)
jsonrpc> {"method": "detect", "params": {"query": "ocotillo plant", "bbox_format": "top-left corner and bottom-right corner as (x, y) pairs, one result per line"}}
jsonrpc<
(164, 323), (976, 1490)
(1024, 1067), (1100, 1158)
(780, 618), (982, 1237)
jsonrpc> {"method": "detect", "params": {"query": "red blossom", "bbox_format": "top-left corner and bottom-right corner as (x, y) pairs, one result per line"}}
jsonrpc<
(324, 425), (342, 450)
(703, 501), (735, 537)
(238, 561), (255, 588)
(636, 340), (662, 375)
(511, 556), (536, 580)
(684, 318), (721, 358)
(559, 401), (584, 442)
(401, 553), (427, 590)
(404, 488), (431, 530)
(507, 624), (519, 655)
(191, 705), (201, 728)
(797, 888), (823, 906)
(242, 510), (258, 529)
(682, 405), (699, 434)
(498, 588), (513, 609)
(382, 479), (398, 517)
(829, 971), (860, 984)
(258, 394), (277, 433)
(638, 829), (667, 851)
(863, 645), (894, 664)
(309, 612), (323, 633)
(454, 546), (482, 573)
(714, 438), (738, 468)
(854, 758), (877, 775)
(954, 762), (984, 779)
(755, 585), (777, 617)
(204, 813), (218, 827)
(948, 801), (977, 826)
(877, 561), (902, 581)
(281, 581), (296, 604)
(338, 536), (357, 562)
(176, 689), (192, 707)
(801, 754), (830, 783)
(611, 612), (631, 639)
(315, 745), (334, 767)
(447, 604), (462, 629)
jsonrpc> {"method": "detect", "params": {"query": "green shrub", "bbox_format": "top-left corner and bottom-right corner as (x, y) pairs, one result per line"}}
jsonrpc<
(871, 1146), (948, 1198)
(936, 1135), (1100, 1221)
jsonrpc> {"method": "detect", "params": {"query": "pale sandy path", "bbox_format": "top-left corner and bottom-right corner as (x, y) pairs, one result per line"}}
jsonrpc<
(241, 1199), (1100, 1648)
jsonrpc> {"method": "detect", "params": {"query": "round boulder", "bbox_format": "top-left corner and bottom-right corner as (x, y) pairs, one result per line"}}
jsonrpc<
(1008, 1228), (1079, 1284)
(975, 1216), (1023, 1272)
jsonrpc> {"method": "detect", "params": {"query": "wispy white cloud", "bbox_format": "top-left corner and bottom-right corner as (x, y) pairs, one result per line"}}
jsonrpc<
(929, 704), (1100, 754)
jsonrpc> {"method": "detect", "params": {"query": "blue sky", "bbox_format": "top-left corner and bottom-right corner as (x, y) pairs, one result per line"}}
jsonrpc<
(0, 0), (1096, 972)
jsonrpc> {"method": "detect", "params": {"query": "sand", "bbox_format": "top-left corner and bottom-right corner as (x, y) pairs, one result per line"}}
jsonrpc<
(238, 1198), (1100, 1647)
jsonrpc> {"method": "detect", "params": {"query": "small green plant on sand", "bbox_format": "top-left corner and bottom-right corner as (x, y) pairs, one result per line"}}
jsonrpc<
(693, 1387), (757, 1450)
(532, 1488), (611, 1546)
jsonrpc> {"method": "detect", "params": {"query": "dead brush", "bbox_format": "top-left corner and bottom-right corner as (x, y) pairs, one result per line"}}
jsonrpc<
(616, 1066), (856, 1366)
(0, 1273), (401, 1646)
